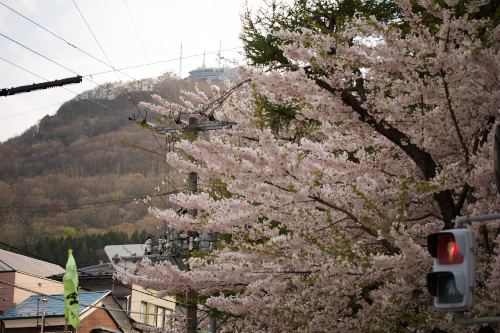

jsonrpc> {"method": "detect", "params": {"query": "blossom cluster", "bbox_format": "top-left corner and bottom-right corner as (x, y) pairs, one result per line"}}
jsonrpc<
(126, 1), (500, 331)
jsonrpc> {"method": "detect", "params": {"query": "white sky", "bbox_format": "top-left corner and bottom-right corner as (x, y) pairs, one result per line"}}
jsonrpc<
(0, 0), (261, 142)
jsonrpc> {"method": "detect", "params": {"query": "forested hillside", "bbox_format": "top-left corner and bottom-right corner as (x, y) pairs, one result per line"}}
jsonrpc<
(0, 229), (153, 268)
(0, 77), (206, 246)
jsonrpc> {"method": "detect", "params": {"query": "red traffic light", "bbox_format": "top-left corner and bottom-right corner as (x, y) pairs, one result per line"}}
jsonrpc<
(438, 234), (464, 265)
(427, 229), (476, 312)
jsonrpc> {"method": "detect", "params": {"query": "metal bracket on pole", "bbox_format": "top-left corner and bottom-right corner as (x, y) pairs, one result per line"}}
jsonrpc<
(454, 214), (500, 228)
(455, 312), (500, 326)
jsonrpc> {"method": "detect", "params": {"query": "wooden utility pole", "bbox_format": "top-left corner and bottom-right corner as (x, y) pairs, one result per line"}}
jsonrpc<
(156, 116), (229, 332)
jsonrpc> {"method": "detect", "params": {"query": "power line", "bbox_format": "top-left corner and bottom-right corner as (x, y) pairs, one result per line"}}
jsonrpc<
(0, 0), (182, 106)
(72, 0), (170, 156)
(83, 47), (242, 78)
(1, 0), (191, 109)
(0, 32), (165, 167)
(0, 32), (79, 76)
(123, 0), (155, 78)
(0, 54), (187, 198)
(0, 190), (186, 213)
(0, 102), (63, 120)
(0, 1), (114, 71)
(72, 0), (113, 70)
(0, 34), (133, 110)
(0, 55), (131, 120)
(72, 0), (149, 121)
(0, 0), (242, 110)
(0, 241), (209, 313)
(0, 278), (175, 317)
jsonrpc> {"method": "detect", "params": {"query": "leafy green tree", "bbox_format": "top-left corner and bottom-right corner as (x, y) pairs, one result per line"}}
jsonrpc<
(62, 226), (76, 238)
(241, 0), (401, 68)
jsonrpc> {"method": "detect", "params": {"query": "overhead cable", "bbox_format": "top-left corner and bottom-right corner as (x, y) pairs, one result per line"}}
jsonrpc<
(0, 190), (186, 213)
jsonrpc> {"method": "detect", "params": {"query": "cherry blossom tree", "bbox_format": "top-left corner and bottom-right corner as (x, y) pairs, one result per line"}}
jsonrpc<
(122, 0), (500, 331)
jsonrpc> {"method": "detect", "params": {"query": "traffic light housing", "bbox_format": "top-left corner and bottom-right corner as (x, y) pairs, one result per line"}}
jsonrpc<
(427, 229), (476, 312)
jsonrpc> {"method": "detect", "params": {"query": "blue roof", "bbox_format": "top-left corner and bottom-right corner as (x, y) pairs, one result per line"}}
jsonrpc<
(0, 290), (111, 320)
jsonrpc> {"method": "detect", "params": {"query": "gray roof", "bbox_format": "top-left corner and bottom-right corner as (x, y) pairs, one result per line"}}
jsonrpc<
(0, 249), (65, 277)
(0, 290), (111, 320)
(50, 263), (114, 280)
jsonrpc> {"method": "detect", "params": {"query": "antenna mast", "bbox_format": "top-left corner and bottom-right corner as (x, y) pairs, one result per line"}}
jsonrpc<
(218, 40), (221, 69)
(179, 43), (183, 79)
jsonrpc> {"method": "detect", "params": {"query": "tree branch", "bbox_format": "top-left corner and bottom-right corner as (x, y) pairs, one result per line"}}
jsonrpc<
(338, 89), (457, 228)
(263, 182), (401, 254)
(404, 212), (443, 222)
(440, 68), (469, 163)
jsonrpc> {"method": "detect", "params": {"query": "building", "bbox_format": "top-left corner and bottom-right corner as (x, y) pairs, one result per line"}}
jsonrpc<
(49, 263), (131, 311)
(188, 65), (239, 82)
(104, 245), (177, 329)
(0, 249), (65, 315)
(129, 285), (176, 329)
(0, 290), (133, 333)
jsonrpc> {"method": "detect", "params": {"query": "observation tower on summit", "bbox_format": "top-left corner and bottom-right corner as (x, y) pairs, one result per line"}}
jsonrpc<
(187, 51), (239, 82)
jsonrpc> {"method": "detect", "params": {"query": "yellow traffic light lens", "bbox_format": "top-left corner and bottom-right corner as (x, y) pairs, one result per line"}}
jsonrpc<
(438, 234), (464, 265)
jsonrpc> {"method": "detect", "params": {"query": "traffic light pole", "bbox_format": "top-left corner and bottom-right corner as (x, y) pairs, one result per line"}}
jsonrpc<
(454, 312), (500, 326)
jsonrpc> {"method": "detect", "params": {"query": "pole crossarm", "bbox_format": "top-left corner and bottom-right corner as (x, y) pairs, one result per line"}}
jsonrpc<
(155, 121), (235, 135)
(0, 76), (82, 97)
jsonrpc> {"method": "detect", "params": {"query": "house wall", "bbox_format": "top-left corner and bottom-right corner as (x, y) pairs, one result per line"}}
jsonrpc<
(78, 280), (130, 302)
(1, 324), (70, 333)
(78, 308), (119, 333)
(0, 271), (64, 315)
(129, 284), (176, 324)
(13, 273), (63, 310)
(1, 308), (118, 333)
(0, 272), (15, 315)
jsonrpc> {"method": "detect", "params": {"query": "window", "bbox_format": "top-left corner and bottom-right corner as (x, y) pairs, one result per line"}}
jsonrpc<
(139, 302), (173, 328)
(140, 302), (147, 323)
(152, 305), (158, 326)
(157, 307), (165, 328)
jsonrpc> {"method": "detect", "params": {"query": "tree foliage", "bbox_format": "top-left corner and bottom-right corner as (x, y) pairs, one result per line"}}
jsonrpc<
(126, 0), (500, 331)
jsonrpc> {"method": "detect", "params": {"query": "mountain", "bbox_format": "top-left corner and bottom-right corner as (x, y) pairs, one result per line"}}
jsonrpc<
(0, 77), (207, 245)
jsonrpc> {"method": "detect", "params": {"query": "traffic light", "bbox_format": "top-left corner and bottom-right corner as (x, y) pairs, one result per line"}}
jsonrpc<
(426, 229), (476, 312)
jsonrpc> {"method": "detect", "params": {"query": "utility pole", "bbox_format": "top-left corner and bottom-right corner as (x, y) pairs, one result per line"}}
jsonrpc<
(167, 116), (227, 333)
(185, 177), (198, 332)
(116, 116), (232, 332)
(41, 298), (48, 333)
(185, 118), (198, 333)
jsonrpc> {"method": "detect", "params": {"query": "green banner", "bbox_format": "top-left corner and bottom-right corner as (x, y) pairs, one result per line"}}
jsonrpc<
(63, 249), (80, 328)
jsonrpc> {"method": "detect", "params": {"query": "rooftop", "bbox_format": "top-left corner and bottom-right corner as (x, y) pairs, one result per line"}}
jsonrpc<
(0, 290), (111, 320)
(0, 249), (65, 277)
(50, 263), (114, 280)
